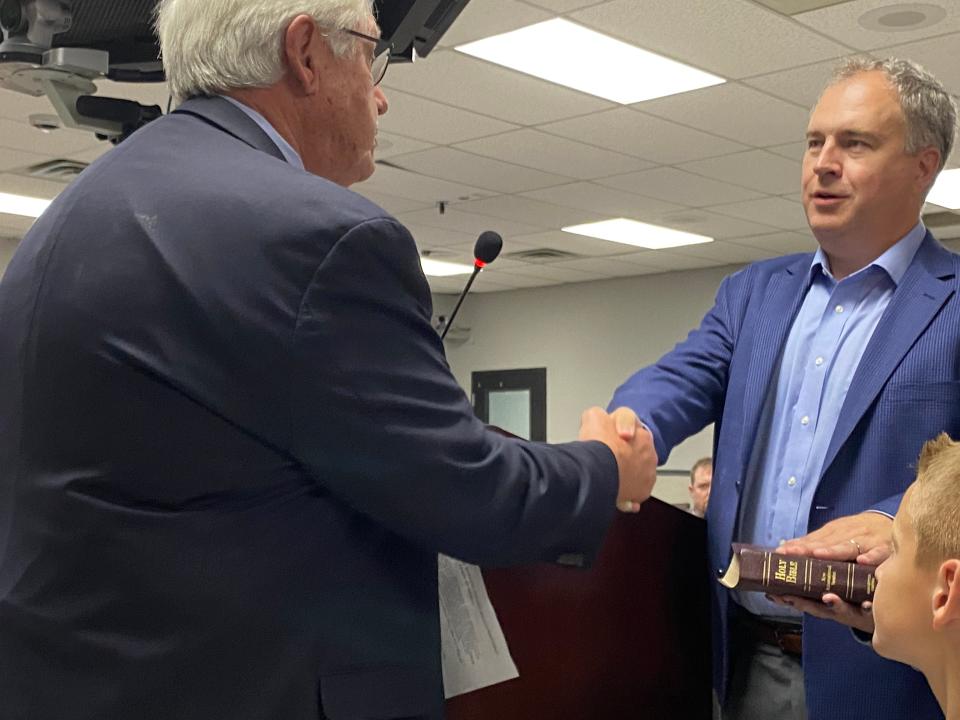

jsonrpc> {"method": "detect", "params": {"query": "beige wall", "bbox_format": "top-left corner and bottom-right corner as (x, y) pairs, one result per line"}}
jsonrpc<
(435, 264), (739, 506)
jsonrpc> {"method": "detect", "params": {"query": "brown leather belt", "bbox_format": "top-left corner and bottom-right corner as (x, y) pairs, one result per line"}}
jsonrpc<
(735, 607), (803, 657)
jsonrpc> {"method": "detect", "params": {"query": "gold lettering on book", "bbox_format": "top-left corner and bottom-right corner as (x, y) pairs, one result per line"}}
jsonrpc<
(867, 574), (877, 594)
(821, 566), (837, 592)
(774, 558), (799, 584)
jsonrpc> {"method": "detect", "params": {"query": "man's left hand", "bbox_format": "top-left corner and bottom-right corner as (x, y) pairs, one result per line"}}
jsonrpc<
(768, 593), (875, 634)
(778, 511), (893, 565)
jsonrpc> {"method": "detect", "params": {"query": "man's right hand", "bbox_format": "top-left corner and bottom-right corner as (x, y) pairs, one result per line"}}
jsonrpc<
(579, 406), (658, 513)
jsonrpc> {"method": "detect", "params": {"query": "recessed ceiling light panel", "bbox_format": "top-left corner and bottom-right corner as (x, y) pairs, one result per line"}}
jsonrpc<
(456, 19), (725, 104)
(420, 257), (473, 277)
(562, 218), (714, 249)
(0, 192), (51, 218)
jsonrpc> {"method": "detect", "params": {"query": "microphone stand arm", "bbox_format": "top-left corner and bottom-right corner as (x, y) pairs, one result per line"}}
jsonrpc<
(440, 266), (481, 341)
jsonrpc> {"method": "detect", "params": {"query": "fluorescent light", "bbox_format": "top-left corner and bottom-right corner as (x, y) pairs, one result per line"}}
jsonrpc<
(562, 219), (713, 249)
(928, 168), (960, 210)
(421, 257), (473, 277)
(0, 192), (51, 218)
(455, 18), (725, 104)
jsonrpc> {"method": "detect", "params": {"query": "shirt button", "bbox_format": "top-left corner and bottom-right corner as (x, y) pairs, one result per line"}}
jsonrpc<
(800, 415), (810, 426)
(815, 356), (824, 366)
(788, 476), (797, 487)
(835, 305), (844, 314)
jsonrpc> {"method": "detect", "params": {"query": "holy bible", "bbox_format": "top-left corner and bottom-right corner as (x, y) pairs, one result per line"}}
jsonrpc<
(718, 543), (878, 604)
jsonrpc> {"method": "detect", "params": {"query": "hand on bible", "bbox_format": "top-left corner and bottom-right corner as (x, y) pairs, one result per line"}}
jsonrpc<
(578, 407), (657, 514)
(778, 511), (894, 566)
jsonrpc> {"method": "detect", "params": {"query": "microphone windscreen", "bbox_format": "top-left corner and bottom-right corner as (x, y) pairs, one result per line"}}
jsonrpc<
(474, 231), (503, 265)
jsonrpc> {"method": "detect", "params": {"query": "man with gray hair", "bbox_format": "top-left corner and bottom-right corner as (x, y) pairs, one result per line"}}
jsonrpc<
(0, 1), (657, 718)
(610, 58), (960, 720)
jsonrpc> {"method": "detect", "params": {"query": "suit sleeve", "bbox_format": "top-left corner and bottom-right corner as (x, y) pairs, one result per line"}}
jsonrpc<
(287, 217), (618, 566)
(608, 273), (739, 464)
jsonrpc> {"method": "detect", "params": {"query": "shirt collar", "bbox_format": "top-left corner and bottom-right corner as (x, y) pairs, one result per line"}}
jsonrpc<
(809, 221), (926, 287)
(221, 96), (305, 171)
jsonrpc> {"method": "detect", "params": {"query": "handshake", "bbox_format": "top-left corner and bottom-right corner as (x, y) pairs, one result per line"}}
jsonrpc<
(580, 407), (658, 514)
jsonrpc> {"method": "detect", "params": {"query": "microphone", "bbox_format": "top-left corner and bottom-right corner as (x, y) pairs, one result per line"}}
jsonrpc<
(440, 231), (503, 341)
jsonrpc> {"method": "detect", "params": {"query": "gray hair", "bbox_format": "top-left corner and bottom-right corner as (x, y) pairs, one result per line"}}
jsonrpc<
(156, 0), (374, 103)
(830, 57), (957, 172)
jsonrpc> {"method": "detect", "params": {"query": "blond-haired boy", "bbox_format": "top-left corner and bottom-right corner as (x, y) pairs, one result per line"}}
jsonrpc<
(873, 433), (960, 719)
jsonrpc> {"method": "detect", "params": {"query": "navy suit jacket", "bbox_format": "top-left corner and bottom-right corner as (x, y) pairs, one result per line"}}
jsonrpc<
(611, 235), (960, 720)
(0, 97), (619, 720)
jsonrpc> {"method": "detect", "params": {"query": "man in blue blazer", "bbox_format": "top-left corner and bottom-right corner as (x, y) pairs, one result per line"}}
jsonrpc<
(0, 2), (658, 719)
(611, 58), (960, 720)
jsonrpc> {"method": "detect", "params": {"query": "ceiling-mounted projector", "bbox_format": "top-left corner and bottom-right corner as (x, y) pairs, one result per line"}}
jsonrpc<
(0, 0), (472, 144)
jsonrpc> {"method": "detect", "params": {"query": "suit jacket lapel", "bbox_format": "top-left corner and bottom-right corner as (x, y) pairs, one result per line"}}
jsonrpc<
(173, 95), (288, 163)
(738, 255), (811, 470)
(821, 233), (956, 478)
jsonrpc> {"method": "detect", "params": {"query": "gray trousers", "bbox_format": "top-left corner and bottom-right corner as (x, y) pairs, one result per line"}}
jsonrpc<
(721, 626), (807, 720)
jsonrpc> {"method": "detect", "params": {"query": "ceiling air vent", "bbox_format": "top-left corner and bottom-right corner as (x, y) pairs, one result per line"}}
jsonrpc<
(23, 159), (90, 183)
(505, 248), (581, 263)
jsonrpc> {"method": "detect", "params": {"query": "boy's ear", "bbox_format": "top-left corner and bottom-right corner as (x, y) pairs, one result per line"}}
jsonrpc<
(932, 559), (960, 631)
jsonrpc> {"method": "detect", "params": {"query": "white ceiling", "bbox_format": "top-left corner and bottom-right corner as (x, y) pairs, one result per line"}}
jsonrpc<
(1, 0), (960, 294)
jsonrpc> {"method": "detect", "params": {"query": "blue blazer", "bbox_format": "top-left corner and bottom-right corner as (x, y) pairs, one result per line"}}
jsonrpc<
(0, 97), (618, 720)
(611, 235), (960, 720)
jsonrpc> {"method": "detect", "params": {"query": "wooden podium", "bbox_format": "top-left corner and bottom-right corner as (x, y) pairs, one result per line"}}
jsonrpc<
(446, 497), (712, 719)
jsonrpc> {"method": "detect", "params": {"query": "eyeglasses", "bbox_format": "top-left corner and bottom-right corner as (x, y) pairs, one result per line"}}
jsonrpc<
(340, 28), (391, 86)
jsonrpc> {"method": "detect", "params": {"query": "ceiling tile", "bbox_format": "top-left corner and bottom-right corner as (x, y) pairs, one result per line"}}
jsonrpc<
(390, 147), (571, 193)
(880, 32), (960, 96)
(794, 1), (960, 51)
(666, 239), (778, 264)
(624, 252), (724, 271)
(0, 173), (67, 198)
(438, 0), (553, 46)
(540, 107), (750, 164)
(454, 194), (601, 229)
(0, 117), (101, 158)
(356, 189), (433, 216)
(522, 182), (683, 219)
(455, 129), (653, 179)
(400, 222), (479, 251)
(550, 255), (664, 277)
(396, 206), (545, 238)
(378, 88), (519, 144)
(766, 141), (807, 161)
(0, 212), (35, 236)
(69, 144), (113, 164)
(510, 229), (646, 257)
(0, 88), (55, 122)
(523, 0), (607, 12)
(652, 208), (782, 239)
(354, 163), (493, 204)
(375, 132), (434, 160)
(637, 83), (811, 146)
(743, 58), (841, 108)
(471, 270), (562, 289)
(0, 147), (51, 173)
(491, 262), (605, 283)
(732, 231), (818, 254)
(472, 278), (521, 292)
(382, 50), (613, 124)
(709, 197), (809, 230)
(679, 149), (801, 195)
(571, 0), (850, 79)
(597, 166), (765, 206)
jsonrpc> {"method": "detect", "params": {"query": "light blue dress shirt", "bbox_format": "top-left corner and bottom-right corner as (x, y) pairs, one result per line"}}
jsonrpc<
(221, 96), (305, 171)
(735, 222), (926, 620)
